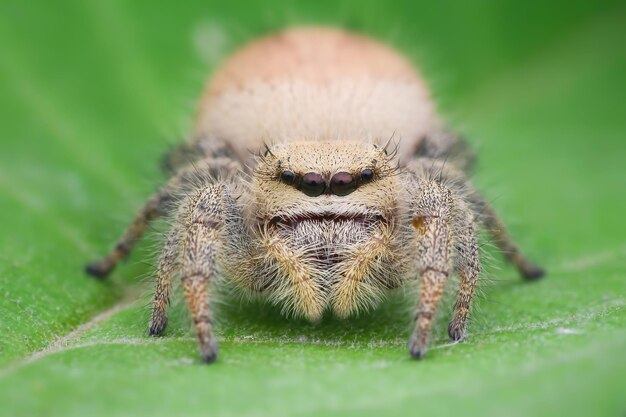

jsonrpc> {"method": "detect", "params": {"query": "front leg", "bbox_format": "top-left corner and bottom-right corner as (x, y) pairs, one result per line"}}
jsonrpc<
(408, 179), (455, 359)
(154, 182), (244, 363)
(408, 156), (544, 280)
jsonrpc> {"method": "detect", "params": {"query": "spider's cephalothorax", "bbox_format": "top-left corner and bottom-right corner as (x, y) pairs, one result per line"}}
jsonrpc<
(86, 27), (544, 363)
(242, 140), (411, 321)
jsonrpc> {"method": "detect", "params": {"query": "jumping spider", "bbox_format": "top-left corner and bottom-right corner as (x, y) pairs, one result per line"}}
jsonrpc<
(86, 27), (544, 363)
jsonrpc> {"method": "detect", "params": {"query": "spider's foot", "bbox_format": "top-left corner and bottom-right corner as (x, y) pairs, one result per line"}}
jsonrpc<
(521, 262), (546, 281)
(149, 316), (168, 336)
(199, 337), (219, 364)
(85, 258), (115, 279)
(408, 332), (428, 360)
(447, 321), (466, 342)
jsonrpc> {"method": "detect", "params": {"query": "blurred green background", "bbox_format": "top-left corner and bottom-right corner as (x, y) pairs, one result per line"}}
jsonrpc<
(1, 1), (625, 416)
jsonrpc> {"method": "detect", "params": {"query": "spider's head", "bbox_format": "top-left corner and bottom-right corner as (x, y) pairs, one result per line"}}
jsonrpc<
(251, 140), (400, 246)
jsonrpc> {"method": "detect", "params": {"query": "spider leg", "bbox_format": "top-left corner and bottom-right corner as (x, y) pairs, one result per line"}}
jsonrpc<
(407, 179), (455, 359)
(85, 157), (241, 279)
(405, 154), (544, 356)
(469, 191), (545, 280)
(449, 198), (481, 341)
(168, 182), (244, 363)
(409, 155), (545, 280)
(148, 224), (181, 335)
(85, 188), (170, 279)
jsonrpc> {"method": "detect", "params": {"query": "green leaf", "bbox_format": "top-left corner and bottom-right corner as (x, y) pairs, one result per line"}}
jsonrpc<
(1, 1), (625, 416)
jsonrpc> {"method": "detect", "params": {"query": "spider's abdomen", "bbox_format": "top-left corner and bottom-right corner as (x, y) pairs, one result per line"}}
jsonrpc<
(194, 27), (438, 163)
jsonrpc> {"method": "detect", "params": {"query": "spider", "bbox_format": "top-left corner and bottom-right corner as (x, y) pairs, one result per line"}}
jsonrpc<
(86, 27), (544, 363)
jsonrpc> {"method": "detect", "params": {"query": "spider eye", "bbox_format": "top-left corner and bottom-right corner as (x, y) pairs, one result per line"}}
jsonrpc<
(301, 172), (326, 197)
(330, 172), (356, 196)
(360, 168), (374, 182)
(280, 170), (296, 185)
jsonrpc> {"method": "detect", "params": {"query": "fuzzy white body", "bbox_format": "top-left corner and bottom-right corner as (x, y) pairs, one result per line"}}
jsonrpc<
(194, 27), (439, 164)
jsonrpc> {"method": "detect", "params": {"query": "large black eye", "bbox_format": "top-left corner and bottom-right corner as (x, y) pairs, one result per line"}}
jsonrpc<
(301, 172), (325, 197)
(281, 170), (296, 185)
(330, 172), (356, 196)
(360, 168), (374, 182)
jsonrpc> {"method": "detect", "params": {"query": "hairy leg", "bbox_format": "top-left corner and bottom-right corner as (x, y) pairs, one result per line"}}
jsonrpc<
(448, 199), (481, 341)
(161, 135), (239, 176)
(85, 157), (242, 279)
(469, 191), (544, 280)
(405, 156), (543, 357)
(148, 225), (181, 335)
(85, 190), (168, 278)
(408, 179), (455, 359)
(409, 156), (544, 280)
(171, 182), (244, 362)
